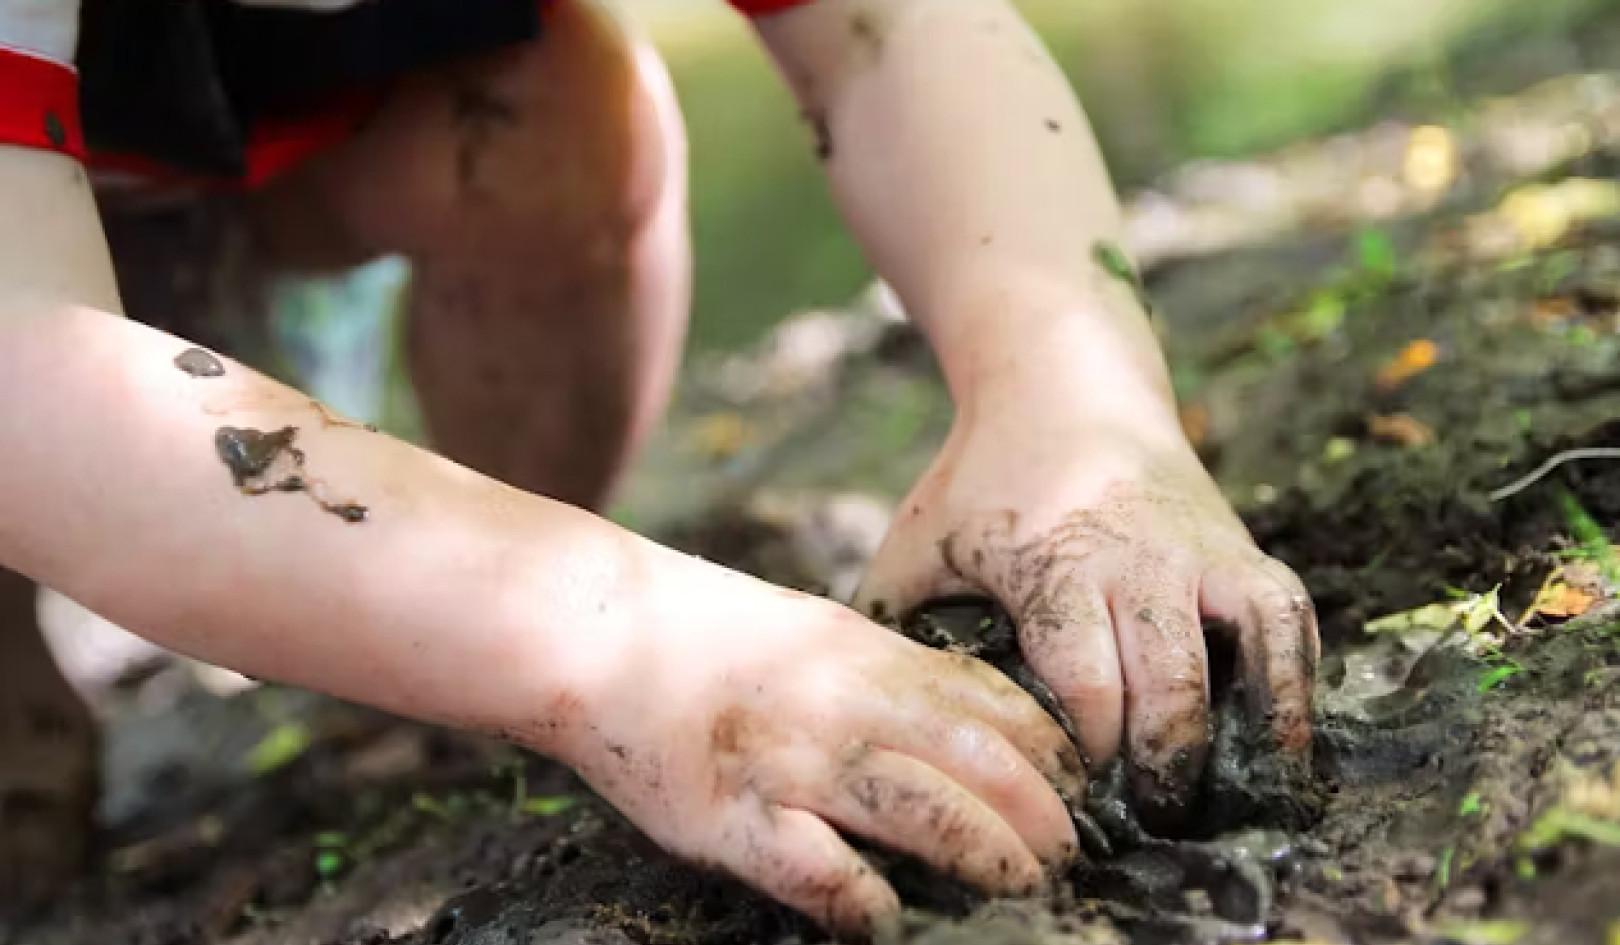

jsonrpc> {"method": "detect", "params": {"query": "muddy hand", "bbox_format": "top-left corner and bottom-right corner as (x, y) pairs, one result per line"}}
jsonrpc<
(853, 415), (1319, 830)
(542, 548), (1085, 935)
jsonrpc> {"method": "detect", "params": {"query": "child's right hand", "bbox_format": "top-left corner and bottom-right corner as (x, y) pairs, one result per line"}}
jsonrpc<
(538, 547), (1085, 934)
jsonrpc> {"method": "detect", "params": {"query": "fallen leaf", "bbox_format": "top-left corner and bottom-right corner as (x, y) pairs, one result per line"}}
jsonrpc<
(1323, 436), (1357, 464)
(1533, 581), (1599, 619)
(1403, 125), (1459, 195)
(1519, 805), (1620, 852)
(245, 722), (312, 776)
(1376, 339), (1440, 390)
(520, 796), (577, 817)
(1366, 601), (1460, 635)
(1498, 178), (1620, 251)
(1178, 402), (1210, 446)
(690, 412), (756, 460)
(1530, 296), (1580, 328)
(1367, 412), (1436, 448)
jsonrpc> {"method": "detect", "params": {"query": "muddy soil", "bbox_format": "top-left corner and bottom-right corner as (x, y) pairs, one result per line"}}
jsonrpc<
(15, 27), (1620, 945)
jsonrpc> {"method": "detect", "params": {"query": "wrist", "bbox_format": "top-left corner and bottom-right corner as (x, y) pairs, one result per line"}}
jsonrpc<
(470, 504), (652, 761)
(927, 277), (1182, 441)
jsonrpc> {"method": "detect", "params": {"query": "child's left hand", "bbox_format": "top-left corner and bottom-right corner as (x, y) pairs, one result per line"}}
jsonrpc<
(854, 403), (1318, 827)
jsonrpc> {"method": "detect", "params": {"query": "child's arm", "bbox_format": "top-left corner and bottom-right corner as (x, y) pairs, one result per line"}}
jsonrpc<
(751, 0), (1318, 825)
(0, 16), (1081, 930)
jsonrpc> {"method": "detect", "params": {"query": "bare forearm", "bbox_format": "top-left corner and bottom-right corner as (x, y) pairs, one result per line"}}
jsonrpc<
(0, 148), (631, 748)
(757, 0), (1174, 420)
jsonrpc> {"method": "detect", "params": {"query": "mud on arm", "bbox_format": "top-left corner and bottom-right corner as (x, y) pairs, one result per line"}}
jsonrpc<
(0, 141), (643, 750)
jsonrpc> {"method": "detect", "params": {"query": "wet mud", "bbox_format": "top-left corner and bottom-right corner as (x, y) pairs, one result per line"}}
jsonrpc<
(174, 347), (226, 378)
(215, 425), (370, 523)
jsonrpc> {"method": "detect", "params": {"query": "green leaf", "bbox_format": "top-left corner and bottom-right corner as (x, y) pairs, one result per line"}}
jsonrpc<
(1458, 792), (1486, 818)
(1430, 919), (1531, 945)
(244, 722), (312, 776)
(520, 796), (578, 818)
(412, 792), (451, 819)
(1461, 586), (1502, 634)
(1479, 664), (1523, 692)
(314, 831), (348, 849)
(1559, 490), (1620, 586)
(1437, 846), (1455, 889)
(1520, 806), (1620, 852)
(1092, 240), (1142, 289)
(1366, 602), (1459, 635)
(314, 850), (345, 879)
(1354, 228), (1398, 281)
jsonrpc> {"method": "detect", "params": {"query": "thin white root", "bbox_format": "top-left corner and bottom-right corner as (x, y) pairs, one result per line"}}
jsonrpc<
(1488, 447), (1620, 502)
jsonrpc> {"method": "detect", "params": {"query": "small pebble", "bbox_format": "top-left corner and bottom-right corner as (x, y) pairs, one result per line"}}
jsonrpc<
(1391, 852), (1437, 880)
(1448, 886), (1487, 912)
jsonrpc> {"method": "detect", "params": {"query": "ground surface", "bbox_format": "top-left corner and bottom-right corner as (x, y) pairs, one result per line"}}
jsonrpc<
(15, 21), (1620, 945)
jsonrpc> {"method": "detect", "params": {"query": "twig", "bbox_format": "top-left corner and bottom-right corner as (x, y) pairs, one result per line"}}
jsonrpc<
(1488, 448), (1620, 502)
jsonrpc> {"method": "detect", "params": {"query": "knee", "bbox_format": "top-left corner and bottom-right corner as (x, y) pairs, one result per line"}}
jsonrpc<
(318, 0), (688, 267)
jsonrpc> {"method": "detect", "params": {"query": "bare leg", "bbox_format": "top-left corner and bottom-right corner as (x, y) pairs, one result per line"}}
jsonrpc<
(251, 0), (692, 510)
(0, 567), (96, 914)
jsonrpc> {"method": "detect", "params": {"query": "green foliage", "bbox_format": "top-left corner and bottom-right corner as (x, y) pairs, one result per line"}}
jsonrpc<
(1354, 228), (1398, 283)
(314, 850), (345, 879)
(1519, 806), (1620, 852)
(1478, 664), (1523, 692)
(520, 796), (578, 818)
(1558, 490), (1620, 586)
(245, 722), (313, 776)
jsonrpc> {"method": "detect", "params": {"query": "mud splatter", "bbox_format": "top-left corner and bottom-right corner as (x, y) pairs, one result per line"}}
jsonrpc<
(804, 109), (834, 162)
(850, 8), (885, 58)
(173, 347), (224, 378)
(213, 426), (369, 524)
(450, 81), (521, 198)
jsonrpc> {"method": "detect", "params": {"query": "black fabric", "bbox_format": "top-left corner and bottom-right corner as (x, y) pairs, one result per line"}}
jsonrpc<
(78, 0), (542, 179)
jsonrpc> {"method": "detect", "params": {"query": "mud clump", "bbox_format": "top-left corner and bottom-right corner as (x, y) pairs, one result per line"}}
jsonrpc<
(173, 346), (225, 378)
(214, 425), (370, 524)
(894, 598), (1323, 942)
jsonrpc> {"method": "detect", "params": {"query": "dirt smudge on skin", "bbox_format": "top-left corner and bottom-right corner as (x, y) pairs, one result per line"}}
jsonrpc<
(173, 347), (224, 378)
(849, 7), (885, 59)
(450, 80), (521, 200)
(803, 109), (834, 162)
(213, 425), (370, 523)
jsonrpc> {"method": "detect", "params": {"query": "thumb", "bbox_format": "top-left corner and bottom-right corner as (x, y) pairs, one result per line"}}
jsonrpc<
(849, 509), (977, 627)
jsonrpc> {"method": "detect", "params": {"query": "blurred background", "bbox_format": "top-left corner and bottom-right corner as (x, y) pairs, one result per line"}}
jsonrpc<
(623, 0), (1611, 352)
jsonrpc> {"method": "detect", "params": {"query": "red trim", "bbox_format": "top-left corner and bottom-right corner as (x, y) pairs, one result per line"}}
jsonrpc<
(0, 45), (85, 161)
(730, 0), (817, 16)
(87, 85), (384, 192)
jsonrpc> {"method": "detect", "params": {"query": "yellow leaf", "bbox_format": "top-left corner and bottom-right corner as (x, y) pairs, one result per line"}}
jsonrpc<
(1534, 581), (1598, 619)
(1376, 339), (1440, 390)
(1366, 602), (1459, 635)
(1404, 125), (1458, 194)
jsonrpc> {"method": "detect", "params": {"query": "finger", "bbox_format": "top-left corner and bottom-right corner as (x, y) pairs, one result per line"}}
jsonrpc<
(850, 525), (976, 625)
(798, 746), (1045, 895)
(868, 680), (1080, 867)
(915, 648), (1091, 813)
(1107, 564), (1210, 829)
(1201, 556), (1319, 755)
(718, 800), (900, 935)
(1012, 580), (1125, 769)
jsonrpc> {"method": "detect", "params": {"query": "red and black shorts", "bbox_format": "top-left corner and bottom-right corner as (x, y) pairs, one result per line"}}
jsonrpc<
(78, 0), (545, 193)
